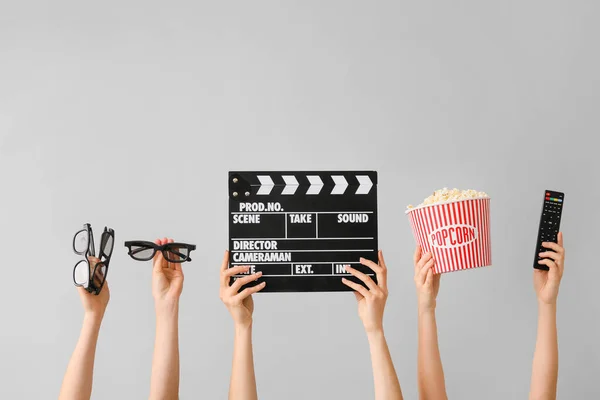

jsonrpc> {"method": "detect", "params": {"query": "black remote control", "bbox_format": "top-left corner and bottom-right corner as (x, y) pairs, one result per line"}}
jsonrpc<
(534, 190), (565, 270)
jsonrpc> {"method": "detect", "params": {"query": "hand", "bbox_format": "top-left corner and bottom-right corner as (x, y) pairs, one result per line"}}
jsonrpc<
(78, 256), (110, 319)
(534, 232), (565, 305)
(219, 251), (265, 328)
(152, 238), (184, 304)
(341, 250), (388, 334)
(414, 246), (441, 311)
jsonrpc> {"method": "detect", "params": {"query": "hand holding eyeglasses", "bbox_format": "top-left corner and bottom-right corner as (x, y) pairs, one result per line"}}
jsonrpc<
(124, 240), (196, 263)
(72, 223), (114, 296)
(77, 256), (110, 320)
(152, 238), (185, 305)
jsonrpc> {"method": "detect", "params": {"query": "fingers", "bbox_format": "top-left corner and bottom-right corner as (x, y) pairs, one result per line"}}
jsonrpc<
(558, 232), (563, 248)
(345, 265), (378, 292)
(235, 281), (266, 300)
(98, 279), (108, 293)
(341, 277), (370, 298)
(153, 238), (163, 269)
(538, 258), (558, 271)
(360, 257), (382, 274)
(162, 238), (184, 272)
(541, 240), (565, 275)
(433, 271), (442, 285)
(220, 251), (229, 272)
(87, 256), (100, 264)
(230, 272), (263, 292)
(173, 259), (183, 273)
(538, 251), (563, 263)
(222, 266), (251, 283)
(87, 256), (100, 271)
(425, 268), (433, 287)
(167, 238), (175, 270)
(542, 241), (565, 255)
(378, 250), (387, 269)
(360, 255), (386, 290)
(153, 251), (165, 273)
(93, 264), (104, 287)
(417, 258), (435, 285)
(416, 252), (433, 272)
(153, 238), (162, 253)
(353, 291), (364, 302)
(377, 250), (388, 290)
(413, 246), (422, 270)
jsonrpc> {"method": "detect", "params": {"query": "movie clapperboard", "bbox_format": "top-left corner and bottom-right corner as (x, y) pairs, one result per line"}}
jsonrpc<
(228, 171), (378, 292)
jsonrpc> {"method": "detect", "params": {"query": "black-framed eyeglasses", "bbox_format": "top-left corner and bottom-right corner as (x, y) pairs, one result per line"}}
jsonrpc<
(73, 223), (114, 295)
(124, 241), (196, 263)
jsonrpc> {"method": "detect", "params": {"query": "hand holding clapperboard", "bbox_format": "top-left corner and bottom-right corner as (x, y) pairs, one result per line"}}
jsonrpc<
(228, 171), (379, 292)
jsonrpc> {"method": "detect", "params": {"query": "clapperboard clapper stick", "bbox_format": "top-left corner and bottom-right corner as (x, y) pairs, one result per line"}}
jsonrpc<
(228, 171), (378, 293)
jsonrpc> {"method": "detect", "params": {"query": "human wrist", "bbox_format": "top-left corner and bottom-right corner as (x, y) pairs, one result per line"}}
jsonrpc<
(366, 328), (385, 342)
(538, 301), (557, 314)
(83, 312), (104, 328)
(418, 301), (437, 316)
(366, 323), (384, 337)
(234, 321), (253, 336)
(155, 298), (179, 317)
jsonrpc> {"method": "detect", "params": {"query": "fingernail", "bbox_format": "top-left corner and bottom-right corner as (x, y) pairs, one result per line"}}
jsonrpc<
(256, 271), (263, 276)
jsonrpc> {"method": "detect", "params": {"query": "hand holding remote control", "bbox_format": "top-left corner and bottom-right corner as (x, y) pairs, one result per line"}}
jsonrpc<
(534, 232), (565, 305)
(534, 190), (564, 271)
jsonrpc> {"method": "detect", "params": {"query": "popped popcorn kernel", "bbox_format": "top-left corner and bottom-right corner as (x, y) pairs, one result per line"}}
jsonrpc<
(408, 187), (489, 209)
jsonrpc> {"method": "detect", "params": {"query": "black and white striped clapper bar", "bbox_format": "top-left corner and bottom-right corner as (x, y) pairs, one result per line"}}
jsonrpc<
(228, 171), (378, 292)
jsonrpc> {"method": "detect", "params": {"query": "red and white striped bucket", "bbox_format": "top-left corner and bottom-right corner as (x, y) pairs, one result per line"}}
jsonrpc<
(406, 198), (492, 274)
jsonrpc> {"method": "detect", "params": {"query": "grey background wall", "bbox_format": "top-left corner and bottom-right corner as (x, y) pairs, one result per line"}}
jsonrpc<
(1, 1), (598, 399)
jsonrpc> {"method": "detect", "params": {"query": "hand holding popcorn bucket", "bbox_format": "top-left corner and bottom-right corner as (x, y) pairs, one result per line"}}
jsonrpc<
(406, 189), (492, 274)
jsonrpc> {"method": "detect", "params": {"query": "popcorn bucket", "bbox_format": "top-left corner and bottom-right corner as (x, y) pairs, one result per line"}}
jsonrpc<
(406, 198), (491, 274)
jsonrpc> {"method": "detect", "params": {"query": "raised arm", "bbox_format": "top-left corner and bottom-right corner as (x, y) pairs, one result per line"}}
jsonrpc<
(220, 251), (266, 400)
(530, 232), (565, 400)
(342, 250), (404, 400)
(59, 257), (109, 400)
(149, 238), (184, 400)
(414, 247), (447, 400)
